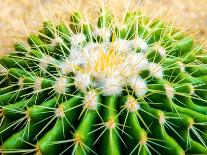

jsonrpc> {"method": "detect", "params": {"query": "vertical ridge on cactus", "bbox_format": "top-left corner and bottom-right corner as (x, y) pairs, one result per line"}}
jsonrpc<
(0, 2), (207, 155)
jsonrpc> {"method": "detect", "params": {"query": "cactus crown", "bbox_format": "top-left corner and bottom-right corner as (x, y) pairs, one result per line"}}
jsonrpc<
(0, 4), (207, 155)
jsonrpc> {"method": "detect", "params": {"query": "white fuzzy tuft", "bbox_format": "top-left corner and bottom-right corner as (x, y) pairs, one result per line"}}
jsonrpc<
(165, 84), (174, 99)
(125, 52), (149, 74)
(54, 77), (68, 94)
(18, 77), (25, 88)
(84, 90), (98, 110)
(34, 77), (42, 92)
(74, 72), (91, 92)
(129, 77), (147, 97)
(59, 59), (74, 75)
(93, 27), (111, 41)
(113, 38), (148, 53)
(101, 76), (123, 96)
(149, 63), (163, 79)
(51, 36), (63, 47)
(114, 39), (133, 52)
(0, 64), (7, 74)
(189, 85), (195, 95)
(39, 55), (55, 70)
(106, 119), (115, 129)
(133, 38), (148, 52)
(55, 104), (65, 118)
(159, 114), (166, 125)
(84, 42), (107, 54)
(158, 47), (167, 57)
(68, 50), (87, 68)
(125, 96), (140, 112)
(178, 61), (185, 72)
(154, 44), (167, 57)
(70, 33), (86, 48)
(83, 42), (107, 67)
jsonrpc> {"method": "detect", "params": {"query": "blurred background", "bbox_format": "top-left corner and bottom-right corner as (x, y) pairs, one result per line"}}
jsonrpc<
(0, 0), (207, 55)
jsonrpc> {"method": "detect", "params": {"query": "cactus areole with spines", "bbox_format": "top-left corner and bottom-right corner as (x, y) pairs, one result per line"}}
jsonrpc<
(0, 5), (207, 155)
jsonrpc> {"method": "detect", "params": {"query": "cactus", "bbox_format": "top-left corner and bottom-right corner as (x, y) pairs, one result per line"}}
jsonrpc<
(0, 5), (207, 155)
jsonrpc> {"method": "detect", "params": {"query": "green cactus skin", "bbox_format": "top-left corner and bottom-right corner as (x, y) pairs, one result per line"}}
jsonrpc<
(0, 6), (207, 155)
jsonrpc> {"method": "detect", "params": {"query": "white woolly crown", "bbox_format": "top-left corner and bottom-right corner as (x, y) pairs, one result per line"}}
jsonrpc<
(59, 32), (164, 96)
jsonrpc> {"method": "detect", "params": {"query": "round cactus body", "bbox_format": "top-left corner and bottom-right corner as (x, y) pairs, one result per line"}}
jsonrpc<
(0, 5), (207, 155)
